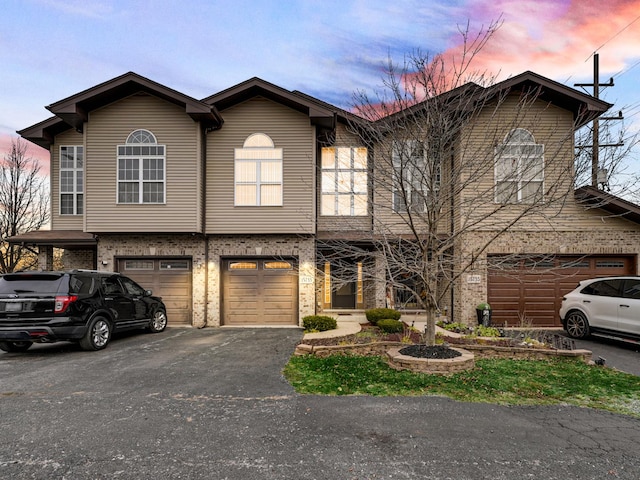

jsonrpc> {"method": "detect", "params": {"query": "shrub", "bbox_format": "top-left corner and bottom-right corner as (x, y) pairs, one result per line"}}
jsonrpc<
(474, 325), (502, 337)
(377, 319), (404, 334)
(365, 308), (401, 325)
(302, 315), (337, 332)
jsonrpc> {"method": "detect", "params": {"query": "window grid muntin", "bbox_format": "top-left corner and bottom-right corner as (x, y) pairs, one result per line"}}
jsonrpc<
(59, 146), (84, 215)
(117, 132), (166, 204)
(321, 147), (368, 216)
(495, 129), (544, 204)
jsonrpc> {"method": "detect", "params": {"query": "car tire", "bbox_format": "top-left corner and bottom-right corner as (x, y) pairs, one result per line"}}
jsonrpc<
(565, 311), (590, 339)
(79, 316), (112, 351)
(148, 309), (168, 333)
(0, 341), (33, 353)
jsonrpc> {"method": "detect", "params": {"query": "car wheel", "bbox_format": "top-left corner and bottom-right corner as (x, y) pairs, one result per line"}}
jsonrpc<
(148, 309), (168, 333)
(79, 316), (112, 351)
(565, 311), (590, 339)
(0, 341), (33, 353)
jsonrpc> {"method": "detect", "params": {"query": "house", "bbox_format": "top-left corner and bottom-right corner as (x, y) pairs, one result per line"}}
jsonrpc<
(13, 71), (640, 328)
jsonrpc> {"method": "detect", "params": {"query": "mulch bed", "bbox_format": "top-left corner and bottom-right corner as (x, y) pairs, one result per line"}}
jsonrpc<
(399, 345), (462, 359)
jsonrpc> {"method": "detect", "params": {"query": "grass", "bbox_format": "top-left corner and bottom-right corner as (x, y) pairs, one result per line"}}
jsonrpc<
(283, 354), (640, 418)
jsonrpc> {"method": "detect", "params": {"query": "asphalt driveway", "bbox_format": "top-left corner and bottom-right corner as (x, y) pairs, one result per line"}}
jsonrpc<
(1, 327), (640, 480)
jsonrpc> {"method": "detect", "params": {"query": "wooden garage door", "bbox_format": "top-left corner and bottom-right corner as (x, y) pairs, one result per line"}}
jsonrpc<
(222, 258), (298, 326)
(117, 258), (192, 326)
(488, 255), (635, 327)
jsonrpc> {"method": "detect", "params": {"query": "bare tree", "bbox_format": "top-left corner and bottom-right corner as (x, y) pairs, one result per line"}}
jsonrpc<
(0, 138), (49, 273)
(318, 21), (617, 345)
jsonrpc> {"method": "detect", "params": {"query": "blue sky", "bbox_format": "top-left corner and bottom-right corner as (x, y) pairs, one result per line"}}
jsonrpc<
(2, 0), (640, 187)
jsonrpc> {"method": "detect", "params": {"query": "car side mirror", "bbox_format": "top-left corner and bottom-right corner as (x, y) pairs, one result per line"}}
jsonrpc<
(145, 290), (153, 296)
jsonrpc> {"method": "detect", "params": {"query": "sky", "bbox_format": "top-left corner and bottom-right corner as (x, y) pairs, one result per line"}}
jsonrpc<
(2, 0), (640, 187)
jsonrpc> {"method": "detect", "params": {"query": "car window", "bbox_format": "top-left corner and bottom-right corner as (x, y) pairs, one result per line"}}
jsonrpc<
(0, 273), (66, 294)
(581, 279), (623, 297)
(120, 277), (145, 296)
(69, 275), (97, 295)
(102, 277), (124, 295)
(622, 279), (640, 299)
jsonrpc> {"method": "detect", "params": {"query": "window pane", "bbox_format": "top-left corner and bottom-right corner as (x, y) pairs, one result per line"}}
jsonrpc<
(353, 194), (367, 215)
(623, 280), (640, 299)
(353, 148), (367, 169)
(60, 171), (73, 193)
(143, 182), (164, 203)
(337, 148), (351, 169)
(495, 157), (517, 180)
(496, 181), (518, 203)
(76, 173), (83, 193)
(60, 147), (73, 169)
(322, 172), (335, 193)
(522, 157), (544, 181)
(76, 147), (84, 168)
(337, 171), (351, 192)
(60, 194), (73, 214)
(119, 159), (139, 180)
(119, 183), (139, 203)
(125, 260), (155, 270)
(321, 194), (335, 215)
(236, 161), (257, 182)
(321, 148), (335, 169)
(229, 262), (257, 269)
(236, 184), (257, 205)
(160, 260), (189, 270)
(77, 194), (83, 214)
(337, 195), (351, 215)
(353, 171), (367, 193)
(260, 161), (281, 182)
(520, 181), (543, 203)
(264, 261), (292, 269)
(260, 184), (281, 206)
(143, 158), (164, 181)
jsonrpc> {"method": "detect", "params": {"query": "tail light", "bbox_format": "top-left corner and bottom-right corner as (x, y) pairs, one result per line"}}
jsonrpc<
(55, 295), (78, 313)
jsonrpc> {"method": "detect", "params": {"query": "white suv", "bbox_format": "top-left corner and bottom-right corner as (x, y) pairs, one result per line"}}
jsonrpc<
(560, 276), (640, 340)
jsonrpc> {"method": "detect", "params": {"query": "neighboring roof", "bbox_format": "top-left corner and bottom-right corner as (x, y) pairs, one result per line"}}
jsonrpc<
(575, 185), (640, 224)
(376, 71), (612, 131)
(202, 77), (336, 130)
(19, 72), (223, 149)
(6, 230), (97, 249)
(494, 71), (612, 128)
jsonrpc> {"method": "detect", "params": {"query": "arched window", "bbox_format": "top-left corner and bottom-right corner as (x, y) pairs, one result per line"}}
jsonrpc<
(234, 133), (283, 206)
(117, 130), (165, 204)
(495, 128), (544, 204)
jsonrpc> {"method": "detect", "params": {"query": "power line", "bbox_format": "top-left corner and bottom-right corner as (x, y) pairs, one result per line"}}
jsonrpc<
(588, 13), (640, 60)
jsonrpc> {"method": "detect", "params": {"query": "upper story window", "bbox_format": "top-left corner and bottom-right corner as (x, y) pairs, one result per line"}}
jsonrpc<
(117, 129), (165, 204)
(234, 133), (282, 206)
(321, 147), (368, 216)
(495, 128), (544, 204)
(60, 146), (83, 215)
(392, 140), (440, 213)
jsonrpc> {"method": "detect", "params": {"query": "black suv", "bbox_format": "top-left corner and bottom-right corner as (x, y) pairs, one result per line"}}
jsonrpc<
(0, 270), (167, 352)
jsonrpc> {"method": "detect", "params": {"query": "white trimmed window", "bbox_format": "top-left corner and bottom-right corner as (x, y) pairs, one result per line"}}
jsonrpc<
(321, 147), (368, 216)
(235, 133), (283, 206)
(495, 128), (544, 204)
(392, 140), (439, 213)
(117, 130), (165, 204)
(60, 146), (83, 215)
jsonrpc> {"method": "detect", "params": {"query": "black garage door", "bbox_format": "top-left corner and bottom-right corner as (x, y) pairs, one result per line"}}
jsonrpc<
(117, 258), (192, 326)
(488, 255), (636, 327)
(222, 258), (298, 326)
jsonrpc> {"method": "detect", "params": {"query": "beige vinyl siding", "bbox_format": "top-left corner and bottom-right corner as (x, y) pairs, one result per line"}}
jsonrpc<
(206, 97), (315, 234)
(317, 123), (371, 234)
(51, 129), (84, 230)
(84, 93), (202, 233)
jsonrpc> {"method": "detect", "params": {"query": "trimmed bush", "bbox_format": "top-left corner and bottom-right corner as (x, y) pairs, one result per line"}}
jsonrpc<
(365, 308), (401, 325)
(302, 315), (337, 332)
(377, 319), (404, 334)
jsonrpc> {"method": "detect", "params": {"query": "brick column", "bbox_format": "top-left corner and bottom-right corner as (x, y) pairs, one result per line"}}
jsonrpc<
(38, 245), (54, 271)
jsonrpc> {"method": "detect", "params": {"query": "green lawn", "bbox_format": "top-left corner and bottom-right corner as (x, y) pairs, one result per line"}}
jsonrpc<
(284, 355), (640, 418)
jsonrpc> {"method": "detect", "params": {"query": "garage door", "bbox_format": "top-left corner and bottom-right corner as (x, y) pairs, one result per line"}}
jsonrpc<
(222, 258), (298, 326)
(117, 258), (192, 326)
(488, 255), (636, 327)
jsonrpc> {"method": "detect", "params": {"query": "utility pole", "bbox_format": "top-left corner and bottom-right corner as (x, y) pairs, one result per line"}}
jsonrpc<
(574, 53), (623, 189)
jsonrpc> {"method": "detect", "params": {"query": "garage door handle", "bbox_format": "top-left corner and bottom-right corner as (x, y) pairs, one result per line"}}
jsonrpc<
(583, 300), (590, 304)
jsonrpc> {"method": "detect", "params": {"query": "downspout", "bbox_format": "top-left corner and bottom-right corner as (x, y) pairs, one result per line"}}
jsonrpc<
(449, 148), (455, 322)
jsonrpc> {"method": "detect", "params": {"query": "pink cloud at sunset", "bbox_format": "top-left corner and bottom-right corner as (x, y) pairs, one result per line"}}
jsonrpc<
(0, 132), (50, 177)
(453, 0), (640, 83)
